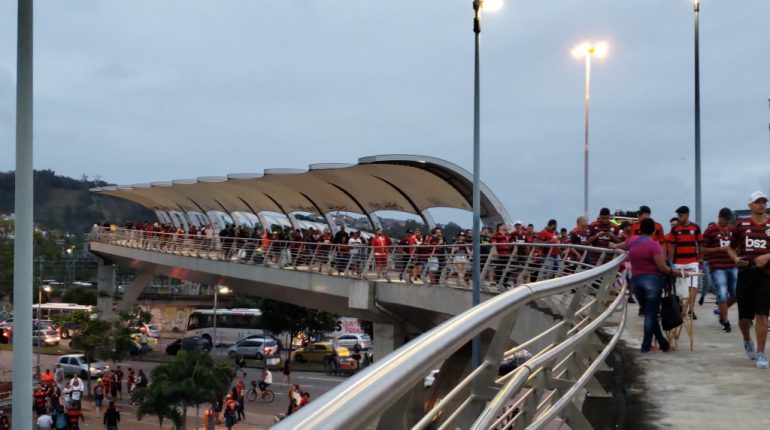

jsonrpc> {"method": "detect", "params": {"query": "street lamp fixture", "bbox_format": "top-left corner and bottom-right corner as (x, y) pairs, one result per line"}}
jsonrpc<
(572, 40), (608, 219)
(471, 0), (502, 369)
(212, 285), (231, 355)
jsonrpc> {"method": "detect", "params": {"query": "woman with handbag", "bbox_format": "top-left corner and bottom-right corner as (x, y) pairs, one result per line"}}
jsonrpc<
(613, 218), (685, 352)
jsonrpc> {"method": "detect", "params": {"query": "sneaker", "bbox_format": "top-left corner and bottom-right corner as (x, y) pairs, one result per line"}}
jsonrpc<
(723, 321), (732, 333)
(745, 340), (757, 360)
(698, 295), (705, 306)
(757, 352), (769, 369)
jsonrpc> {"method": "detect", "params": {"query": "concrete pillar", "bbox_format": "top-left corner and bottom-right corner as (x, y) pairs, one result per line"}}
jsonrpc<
(96, 258), (116, 318)
(372, 322), (405, 363)
(115, 272), (155, 312)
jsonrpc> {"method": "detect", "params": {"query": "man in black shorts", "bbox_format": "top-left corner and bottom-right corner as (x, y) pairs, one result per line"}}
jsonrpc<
(726, 191), (770, 369)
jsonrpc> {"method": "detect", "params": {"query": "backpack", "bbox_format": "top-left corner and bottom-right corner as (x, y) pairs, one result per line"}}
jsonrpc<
(55, 412), (67, 429)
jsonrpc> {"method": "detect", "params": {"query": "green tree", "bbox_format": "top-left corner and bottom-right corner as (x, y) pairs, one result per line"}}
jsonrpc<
(134, 351), (233, 430)
(68, 314), (133, 395)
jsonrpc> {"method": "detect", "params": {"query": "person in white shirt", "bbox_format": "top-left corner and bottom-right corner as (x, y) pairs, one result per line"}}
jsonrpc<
(36, 411), (53, 430)
(258, 368), (272, 392)
(69, 377), (84, 409)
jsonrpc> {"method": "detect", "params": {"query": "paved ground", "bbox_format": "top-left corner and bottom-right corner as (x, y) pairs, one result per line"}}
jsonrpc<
(622, 293), (770, 429)
(0, 335), (348, 429)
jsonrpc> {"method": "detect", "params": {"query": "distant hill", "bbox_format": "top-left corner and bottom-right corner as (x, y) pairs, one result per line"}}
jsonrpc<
(0, 170), (155, 233)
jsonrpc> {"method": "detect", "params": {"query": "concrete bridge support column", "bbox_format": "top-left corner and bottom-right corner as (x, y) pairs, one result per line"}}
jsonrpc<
(372, 322), (405, 363)
(96, 259), (116, 318)
(116, 272), (155, 313)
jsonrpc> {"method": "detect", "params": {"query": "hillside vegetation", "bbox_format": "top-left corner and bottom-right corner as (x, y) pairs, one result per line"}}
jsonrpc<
(0, 170), (154, 233)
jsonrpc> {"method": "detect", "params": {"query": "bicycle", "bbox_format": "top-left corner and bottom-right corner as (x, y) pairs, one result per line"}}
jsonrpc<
(246, 380), (275, 403)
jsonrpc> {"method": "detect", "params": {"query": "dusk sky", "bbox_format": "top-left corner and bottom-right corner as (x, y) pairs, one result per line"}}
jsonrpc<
(1, 1), (768, 229)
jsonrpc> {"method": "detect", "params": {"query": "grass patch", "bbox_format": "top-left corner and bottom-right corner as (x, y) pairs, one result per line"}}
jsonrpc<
(0, 343), (79, 355)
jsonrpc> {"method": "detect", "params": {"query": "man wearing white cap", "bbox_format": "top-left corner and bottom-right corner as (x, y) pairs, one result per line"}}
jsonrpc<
(726, 191), (770, 369)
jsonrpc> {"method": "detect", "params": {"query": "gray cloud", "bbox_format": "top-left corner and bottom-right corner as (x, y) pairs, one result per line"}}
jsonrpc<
(0, 0), (768, 229)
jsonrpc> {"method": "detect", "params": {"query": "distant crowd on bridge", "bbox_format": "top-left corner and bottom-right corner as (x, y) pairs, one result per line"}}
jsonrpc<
(95, 191), (770, 369)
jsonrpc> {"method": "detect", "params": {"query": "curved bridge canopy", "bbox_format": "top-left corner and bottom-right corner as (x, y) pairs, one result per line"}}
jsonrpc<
(90, 154), (512, 227)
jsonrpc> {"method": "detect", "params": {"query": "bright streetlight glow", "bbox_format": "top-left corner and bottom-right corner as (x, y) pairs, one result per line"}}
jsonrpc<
(571, 41), (609, 59)
(218, 286), (231, 294)
(480, 0), (503, 12)
(42, 285), (52, 293)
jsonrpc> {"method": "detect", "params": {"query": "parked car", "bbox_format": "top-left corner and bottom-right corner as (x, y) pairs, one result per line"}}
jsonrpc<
(335, 334), (372, 350)
(166, 336), (212, 356)
(57, 354), (109, 379)
(291, 342), (350, 364)
(33, 329), (60, 346)
(227, 338), (279, 360)
(243, 334), (283, 354)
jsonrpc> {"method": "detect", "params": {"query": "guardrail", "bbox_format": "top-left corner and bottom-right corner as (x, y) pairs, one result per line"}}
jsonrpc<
(272, 248), (626, 430)
(89, 227), (616, 292)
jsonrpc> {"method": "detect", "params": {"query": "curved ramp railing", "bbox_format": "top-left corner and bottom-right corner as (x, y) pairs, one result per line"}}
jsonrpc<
(273, 249), (626, 430)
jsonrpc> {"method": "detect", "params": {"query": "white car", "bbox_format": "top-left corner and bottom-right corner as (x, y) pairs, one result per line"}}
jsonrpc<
(335, 334), (372, 351)
(57, 354), (109, 379)
(227, 338), (279, 360)
(424, 369), (440, 390)
(33, 329), (60, 346)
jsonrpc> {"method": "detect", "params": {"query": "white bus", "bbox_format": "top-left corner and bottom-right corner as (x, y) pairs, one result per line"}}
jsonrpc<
(33, 302), (94, 321)
(185, 308), (264, 346)
(32, 303), (95, 338)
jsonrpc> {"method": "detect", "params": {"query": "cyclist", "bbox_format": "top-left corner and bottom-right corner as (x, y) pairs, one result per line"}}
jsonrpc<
(258, 368), (272, 394)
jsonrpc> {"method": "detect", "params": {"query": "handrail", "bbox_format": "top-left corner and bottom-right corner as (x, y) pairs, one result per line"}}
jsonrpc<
(89, 226), (617, 292)
(272, 249), (625, 430)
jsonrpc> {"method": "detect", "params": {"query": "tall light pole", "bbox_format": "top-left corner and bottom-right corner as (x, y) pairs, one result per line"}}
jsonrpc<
(470, 0), (502, 369)
(13, 0), (35, 425)
(36, 285), (52, 372)
(572, 41), (608, 219)
(212, 285), (231, 356)
(693, 0), (702, 226)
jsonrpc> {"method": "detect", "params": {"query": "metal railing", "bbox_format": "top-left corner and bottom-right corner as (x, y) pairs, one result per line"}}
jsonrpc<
(271, 248), (626, 430)
(89, 227), (616, 293)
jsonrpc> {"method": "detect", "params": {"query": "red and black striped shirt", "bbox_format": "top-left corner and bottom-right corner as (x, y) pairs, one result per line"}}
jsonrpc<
(492, 232), (512, 255)
(588, 221), (620, 249)
(702, 223), (734, 269)
(667, 223), (702, 264)
(731, 217), (770, 273)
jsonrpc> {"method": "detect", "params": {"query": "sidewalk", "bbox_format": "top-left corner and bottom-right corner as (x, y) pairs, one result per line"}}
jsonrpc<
(621, 295), (770, 429)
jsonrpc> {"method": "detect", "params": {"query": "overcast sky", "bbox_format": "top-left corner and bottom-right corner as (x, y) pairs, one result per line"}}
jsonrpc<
(1, 1), (769, 229)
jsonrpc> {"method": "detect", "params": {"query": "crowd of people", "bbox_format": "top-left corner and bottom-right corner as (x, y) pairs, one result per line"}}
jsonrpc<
(614, 192), (770, 371)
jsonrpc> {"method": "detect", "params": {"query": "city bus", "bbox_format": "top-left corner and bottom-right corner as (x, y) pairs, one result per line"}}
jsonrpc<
(185, 308), (264, 346)
(33, 302), (95, 321)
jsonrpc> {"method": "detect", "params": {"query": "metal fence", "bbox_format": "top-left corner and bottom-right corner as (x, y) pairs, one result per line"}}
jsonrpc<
(271, 247), (626, 430)
(89, 227), (616, 293)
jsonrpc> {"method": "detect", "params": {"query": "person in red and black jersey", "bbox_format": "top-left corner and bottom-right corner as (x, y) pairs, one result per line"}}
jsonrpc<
(726, 191), (770, 368)
(566, 216), (590, 262)
(630, 205), (666, 244)
(702, 208), (736, 333)
(508, 222), (529, 285)
(587, 208), (620, 265)
(491, 223), (513, 286)
(536, 219), (561, 279)
(666, 205), (703, 319)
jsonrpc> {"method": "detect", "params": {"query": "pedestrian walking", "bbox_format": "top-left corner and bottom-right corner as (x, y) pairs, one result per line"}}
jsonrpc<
(62, 382), (72, 410)
(103, 400), (120, 430)
(36, 410), (53, 430)
(223, 394), (237, 429)
(34, 383), (49, 416)
(725, 191), (770, 368)
(282, 357), (291, 385)
(65, 407), (85, 430)
(53, 364), (64, 391)
(93, 378), (105, 417)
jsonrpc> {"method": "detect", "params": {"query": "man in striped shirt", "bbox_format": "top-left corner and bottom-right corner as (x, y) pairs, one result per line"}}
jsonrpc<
(667, 205), (703, 319)
(702, 208), (736, 333)
(726, 191), (770, 368)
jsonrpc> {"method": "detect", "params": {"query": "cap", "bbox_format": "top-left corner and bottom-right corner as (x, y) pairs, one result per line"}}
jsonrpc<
(638, 205), (651, 215)
(514, 220), (523, 226)
(97, 378), (102, 383)
(749, 191), (768, 204)
(675, 205), (689, 215)
(718, 207), (733, 219)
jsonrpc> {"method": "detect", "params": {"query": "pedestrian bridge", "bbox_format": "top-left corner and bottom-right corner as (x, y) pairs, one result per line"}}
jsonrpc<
(88, 226), (626, 429)
(87, 154), (634, 429)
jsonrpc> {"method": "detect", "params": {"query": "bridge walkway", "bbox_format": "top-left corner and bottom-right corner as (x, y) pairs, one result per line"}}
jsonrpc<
(621, 296), (770, 429)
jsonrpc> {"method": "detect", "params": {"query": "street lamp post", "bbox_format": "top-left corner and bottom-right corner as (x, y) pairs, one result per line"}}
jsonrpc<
(471, 0), (502, 370)
(693, 0), (702, 226)
(36, 284), (52, 372)
(212, 286), (231, 356)
(572, 41), (608, 219)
